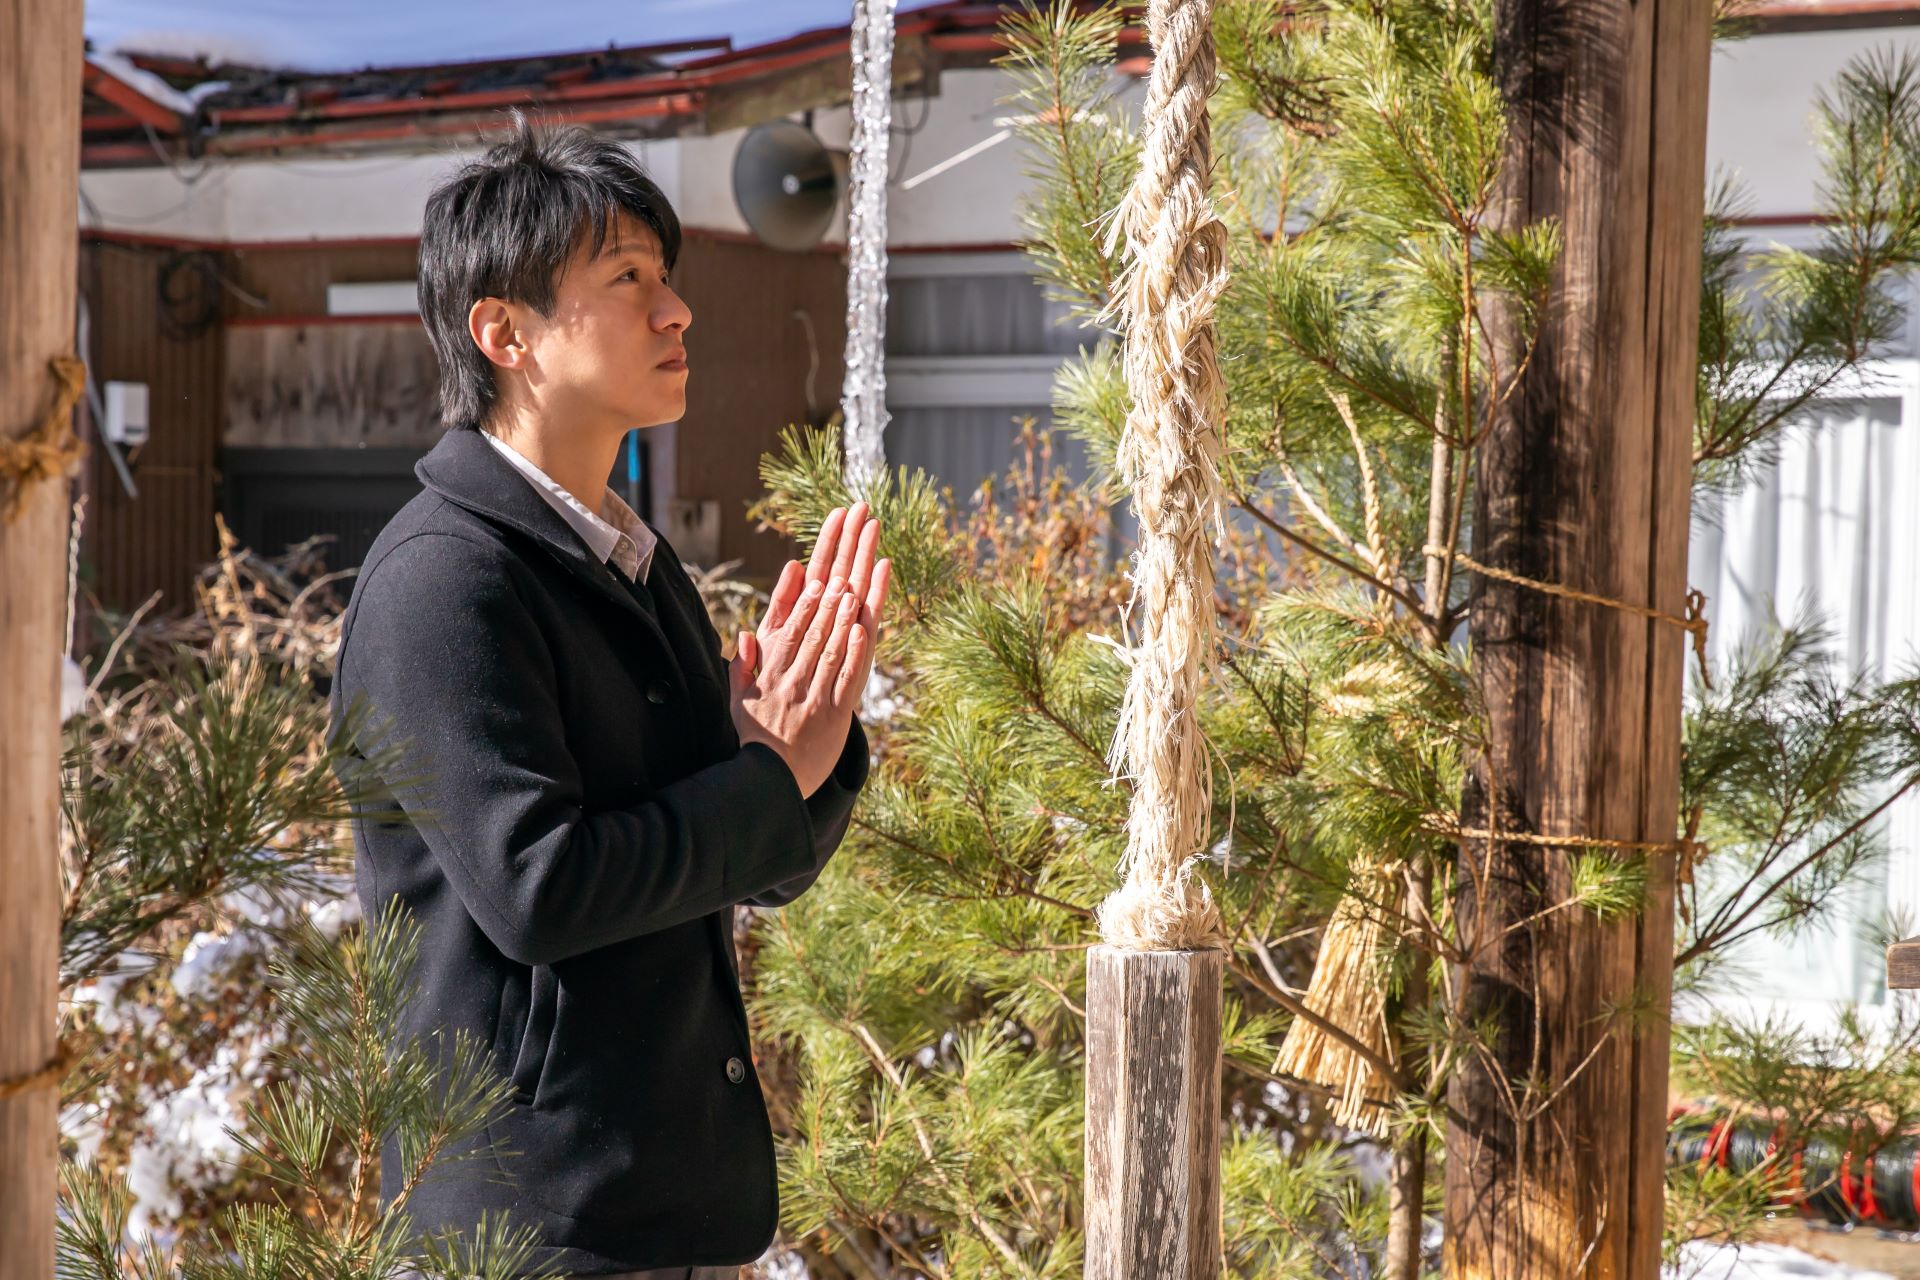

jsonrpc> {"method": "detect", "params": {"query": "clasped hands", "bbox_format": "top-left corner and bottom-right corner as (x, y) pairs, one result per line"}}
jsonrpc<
(728, 502), (892, 797)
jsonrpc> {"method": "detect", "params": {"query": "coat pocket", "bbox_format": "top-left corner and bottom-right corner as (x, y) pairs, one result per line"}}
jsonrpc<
(499, 965), (559, 1104)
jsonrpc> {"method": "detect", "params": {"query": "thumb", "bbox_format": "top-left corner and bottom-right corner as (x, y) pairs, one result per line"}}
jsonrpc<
(731, 631), (759, 691)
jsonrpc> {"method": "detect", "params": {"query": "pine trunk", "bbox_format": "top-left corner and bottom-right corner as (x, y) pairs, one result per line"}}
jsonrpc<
(1445, 3), (1710, 1278)
(0, 2), (84, 1276)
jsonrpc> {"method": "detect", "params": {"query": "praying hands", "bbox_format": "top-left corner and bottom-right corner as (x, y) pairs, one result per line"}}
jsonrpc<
(728, 502), (891, 796)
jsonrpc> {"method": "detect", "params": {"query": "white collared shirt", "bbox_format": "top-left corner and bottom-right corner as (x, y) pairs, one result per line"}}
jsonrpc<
(481, 429), (656, 585)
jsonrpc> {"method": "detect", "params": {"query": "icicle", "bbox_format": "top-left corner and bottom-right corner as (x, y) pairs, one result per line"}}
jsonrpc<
(839, 0), (896, 496)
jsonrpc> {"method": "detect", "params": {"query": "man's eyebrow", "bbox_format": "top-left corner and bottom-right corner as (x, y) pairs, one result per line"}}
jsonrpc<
(595, 240), (665, 266)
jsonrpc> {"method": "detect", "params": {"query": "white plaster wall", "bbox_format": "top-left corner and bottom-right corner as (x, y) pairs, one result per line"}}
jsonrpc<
(78, 28), (1920, 245)
(80, 139), (684, 242)
(1707, 27), (1920, 218)
(77, 67), (1114, 246)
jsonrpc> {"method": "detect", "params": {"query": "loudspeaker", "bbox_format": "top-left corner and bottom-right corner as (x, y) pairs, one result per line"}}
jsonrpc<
(731, 119), (848, 252)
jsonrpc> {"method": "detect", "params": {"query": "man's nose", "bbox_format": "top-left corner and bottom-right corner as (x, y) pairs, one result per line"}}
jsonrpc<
(657, 287), (692, 333)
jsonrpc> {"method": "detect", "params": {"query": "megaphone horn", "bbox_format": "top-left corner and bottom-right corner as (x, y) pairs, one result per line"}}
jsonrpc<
(732, 119), (848, 253)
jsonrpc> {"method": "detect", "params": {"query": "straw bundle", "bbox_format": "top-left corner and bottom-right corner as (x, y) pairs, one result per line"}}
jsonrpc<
(1096, 0), (1233, 954)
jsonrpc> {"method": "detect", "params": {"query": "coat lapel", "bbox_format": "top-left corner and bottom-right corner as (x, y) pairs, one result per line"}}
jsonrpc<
(413, 427), (676, 667)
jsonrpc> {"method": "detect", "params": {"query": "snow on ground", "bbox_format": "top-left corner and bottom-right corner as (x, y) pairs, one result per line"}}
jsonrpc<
(1669, 1240), (1900, 1280)
(62, 862), (362, 1241)
(61, 655), (87, 723)
(860, 665), (906, 728)
(122, 1045), (255, 1238)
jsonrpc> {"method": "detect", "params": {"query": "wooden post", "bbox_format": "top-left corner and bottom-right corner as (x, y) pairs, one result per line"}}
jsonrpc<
(1, 2), (85, 1278)
(1888, 939), (1920, 989)
(1085, 946), (1223, 1280)
(1447, 3), (1712, 1279)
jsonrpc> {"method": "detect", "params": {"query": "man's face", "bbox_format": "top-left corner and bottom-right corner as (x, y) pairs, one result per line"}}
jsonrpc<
(508, 210), (692, 432)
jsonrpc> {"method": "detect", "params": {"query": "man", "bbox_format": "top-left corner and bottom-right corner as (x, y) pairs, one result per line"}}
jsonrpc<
(328, 116), (889, 1278)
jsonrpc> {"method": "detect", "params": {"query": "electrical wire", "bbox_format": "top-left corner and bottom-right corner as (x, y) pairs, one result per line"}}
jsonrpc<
(887, 84), (934, 186)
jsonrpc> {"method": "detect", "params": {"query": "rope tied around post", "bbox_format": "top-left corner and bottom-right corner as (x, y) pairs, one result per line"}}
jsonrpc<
(1096, 0), (1232, 954)
(1, 356), (89, 525)
(0, 1038), (72, 1102)
(1424, 543), (1712, 689)
(0, 359), (86, 1097)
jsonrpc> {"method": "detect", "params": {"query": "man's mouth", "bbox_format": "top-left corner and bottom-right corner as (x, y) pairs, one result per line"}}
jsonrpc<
(657, 350), (688, 371)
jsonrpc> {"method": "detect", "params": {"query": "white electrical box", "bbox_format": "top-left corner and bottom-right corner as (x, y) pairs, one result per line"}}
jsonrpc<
(103, 381), (150, 447)
(326, 281), (420, 315)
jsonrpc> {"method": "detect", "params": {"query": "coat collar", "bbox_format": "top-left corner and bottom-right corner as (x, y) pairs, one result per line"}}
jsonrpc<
(414, 426), (674, 656)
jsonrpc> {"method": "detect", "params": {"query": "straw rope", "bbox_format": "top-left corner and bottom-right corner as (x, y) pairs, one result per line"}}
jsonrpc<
(1, 356), (88, 525)
(0, 1039), (72, 1102)
(1424, 543), (1712, 689)
(1271, 874), (1397, 1135)
(0, 358), (87, 1104)
(1095, 0), (1232, 953)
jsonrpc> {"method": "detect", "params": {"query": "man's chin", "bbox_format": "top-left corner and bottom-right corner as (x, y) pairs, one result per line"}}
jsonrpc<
(626, 404), (685, 430)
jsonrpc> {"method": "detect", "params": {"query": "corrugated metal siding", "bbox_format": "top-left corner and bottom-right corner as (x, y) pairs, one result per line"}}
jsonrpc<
(77, 239), (223, 623)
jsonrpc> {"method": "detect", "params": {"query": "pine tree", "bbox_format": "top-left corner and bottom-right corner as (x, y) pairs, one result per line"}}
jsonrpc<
(51, 530), (549, 1276)
(745, 3), (1920, 1275)
(58, 904), (552, 1280)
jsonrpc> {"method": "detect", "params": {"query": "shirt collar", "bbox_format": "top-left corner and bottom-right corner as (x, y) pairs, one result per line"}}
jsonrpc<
(479, 429), (656, 584)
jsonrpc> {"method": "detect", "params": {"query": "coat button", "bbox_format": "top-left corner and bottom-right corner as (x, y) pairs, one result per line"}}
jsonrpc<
(645, 681), (668, 705)
(725, 1056), (747, 1084)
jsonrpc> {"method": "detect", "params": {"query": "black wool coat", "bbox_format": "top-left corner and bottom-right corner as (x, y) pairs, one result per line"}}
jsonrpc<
(326, 424), (869, 1274)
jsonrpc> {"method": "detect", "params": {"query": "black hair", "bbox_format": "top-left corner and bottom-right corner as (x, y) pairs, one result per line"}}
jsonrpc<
(417, 110), (682, 430)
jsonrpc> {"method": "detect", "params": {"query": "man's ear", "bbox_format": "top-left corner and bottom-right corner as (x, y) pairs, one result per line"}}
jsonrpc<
(468, 297), (524, 371)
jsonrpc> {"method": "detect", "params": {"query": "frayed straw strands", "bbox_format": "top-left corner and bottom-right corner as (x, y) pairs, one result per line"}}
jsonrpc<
(1096, 0), (1232, 954)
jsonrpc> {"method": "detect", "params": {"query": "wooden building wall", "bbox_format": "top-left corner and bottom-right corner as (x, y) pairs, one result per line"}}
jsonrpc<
(223, 241), (437, 450)
(672, 235), (847, 580)
(76, 238), (223, 628)
(76, 228), (847, 619)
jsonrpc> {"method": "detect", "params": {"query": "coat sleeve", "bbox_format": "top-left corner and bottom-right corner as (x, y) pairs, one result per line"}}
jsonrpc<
(332, 532), (822, 966)
(743, 714), (870, 908)
(662, 543), (873, 909)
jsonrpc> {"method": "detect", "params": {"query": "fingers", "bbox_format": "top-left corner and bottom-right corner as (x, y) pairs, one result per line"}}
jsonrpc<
(761, 559), (806, 633)
(768, 576), (828, 663)
(829, 501), (869, 585)
(771, 506), (883, 687)
(845, 514), (881, 607)
(861, 557), (893, 635)
(808, 588), (863, 705)
(833, 622), (871, 710)
(796, 580), (858, 692)
(806, 506), (848, 583)
(730, 631), (759, 693)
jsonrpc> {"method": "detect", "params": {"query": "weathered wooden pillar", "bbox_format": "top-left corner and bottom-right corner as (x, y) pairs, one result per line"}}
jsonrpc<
(1446, 3), (1712, 1279)
(1, 1), (85, 1278)
(1085, 948), (1224, 1279)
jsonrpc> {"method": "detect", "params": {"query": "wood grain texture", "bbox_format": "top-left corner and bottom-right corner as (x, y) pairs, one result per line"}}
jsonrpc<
(2, 0), (85, 1275)
(1084, 946), (1223, 1280)
(76, 241), (222, 621)
(1888, 938), (1920, 989)
(223, 323), (441, 449)
(1445, 3), (1712, 1278)
(668, 236), (848, 579)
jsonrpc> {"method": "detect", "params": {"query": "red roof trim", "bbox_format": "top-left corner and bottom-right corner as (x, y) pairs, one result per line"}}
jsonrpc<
(82, 59), (184, 134)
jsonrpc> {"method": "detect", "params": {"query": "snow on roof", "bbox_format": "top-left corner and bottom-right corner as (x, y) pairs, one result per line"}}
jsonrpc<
(80, 1), (1046, 168)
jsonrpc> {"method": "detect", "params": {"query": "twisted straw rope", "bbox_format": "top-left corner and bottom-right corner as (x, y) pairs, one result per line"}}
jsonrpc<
(1, 356), (88, 525)
(1096, 0), (1231, 952)
(0, 357), (88, 1102)
(0, 1039), (71, 1102)
(1425, 543), (1712, 689)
